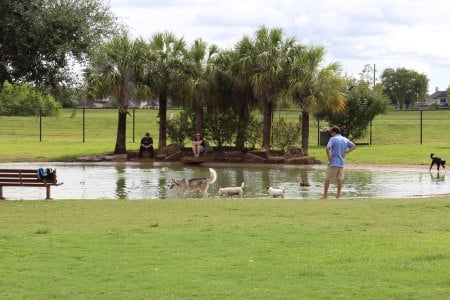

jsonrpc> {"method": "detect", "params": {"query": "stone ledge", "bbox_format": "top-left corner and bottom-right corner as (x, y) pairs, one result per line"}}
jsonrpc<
(77, 145), (318, 165)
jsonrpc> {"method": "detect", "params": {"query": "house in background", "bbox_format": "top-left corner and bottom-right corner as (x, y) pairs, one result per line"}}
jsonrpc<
(416, 87), (449, 109)
(78, 97), (154, 109)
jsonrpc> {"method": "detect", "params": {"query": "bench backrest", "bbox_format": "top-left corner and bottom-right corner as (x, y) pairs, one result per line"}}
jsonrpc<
(0, 169), (58, 184)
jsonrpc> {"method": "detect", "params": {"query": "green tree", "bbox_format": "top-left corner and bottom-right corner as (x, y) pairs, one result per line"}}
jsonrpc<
(145, 32), (186, 149)
(84, 34), (146, 154)
(0, 0), (116, 87)
(381, 67), (428, 109)
(317, 79), (390, 140)
(218, 41), (258, 150)
(180, 38), (219, 133)
(243, 27), (293, 152)
(0, 81), (60, 116)
(286, 46), (346, 155)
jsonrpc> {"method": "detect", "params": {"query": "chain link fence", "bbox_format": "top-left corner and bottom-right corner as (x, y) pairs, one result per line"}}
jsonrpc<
(1, 108), (450, 146)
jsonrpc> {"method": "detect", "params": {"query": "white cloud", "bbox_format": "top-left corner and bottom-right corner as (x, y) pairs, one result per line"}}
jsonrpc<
(108, 0), (450, 92)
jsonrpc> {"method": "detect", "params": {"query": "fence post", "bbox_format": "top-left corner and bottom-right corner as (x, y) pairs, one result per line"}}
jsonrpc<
(83, 108), (86, 143)
(133, 108), (135, 143)
(39, 108), (42, 142)
(420, 110), (423, 145)
(317, 118), (320, 146)
(369, 121), (372, 145)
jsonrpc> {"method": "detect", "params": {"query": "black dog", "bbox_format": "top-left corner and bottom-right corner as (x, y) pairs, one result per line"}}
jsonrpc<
(430, 153), (446, 171)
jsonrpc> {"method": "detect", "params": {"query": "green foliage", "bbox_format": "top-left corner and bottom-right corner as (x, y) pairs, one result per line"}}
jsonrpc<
(167, 110), (193, 147)
(203, 109), (238, 148)
(0, 0), (117, 86)
(0, 81), (60, 116)
(51, 84), (82, 108)
(271, 118), (301, 152)
(316, 80), (390, 140)
(381, 67), (428, 109)
(244, 113), (263, 149)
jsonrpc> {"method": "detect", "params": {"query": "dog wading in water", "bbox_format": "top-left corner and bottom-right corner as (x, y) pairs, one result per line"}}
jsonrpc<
(430, 153), (446, 171)
(168, 168), (217, 198)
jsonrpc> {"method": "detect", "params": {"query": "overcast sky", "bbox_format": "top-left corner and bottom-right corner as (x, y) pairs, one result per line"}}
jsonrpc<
(109, 0), (449, 94)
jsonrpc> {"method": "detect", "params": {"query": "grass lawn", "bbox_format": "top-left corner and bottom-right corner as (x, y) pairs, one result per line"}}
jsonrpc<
(1, 108), (450, 299)
(1, 199), (449, 299)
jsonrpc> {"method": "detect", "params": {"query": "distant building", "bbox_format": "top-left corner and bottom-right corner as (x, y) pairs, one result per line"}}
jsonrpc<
(416, 87), (448, 109)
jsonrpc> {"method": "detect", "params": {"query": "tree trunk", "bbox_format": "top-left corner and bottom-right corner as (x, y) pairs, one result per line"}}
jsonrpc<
(194, 92), (203, 134)
(158, 92), (167, 149)
(236, 105), (249, 150)
(262, 101), (272, 152)
(301, 110), (310, 156)
(195, 106), (203, 134)
(114, 109), (128, 154)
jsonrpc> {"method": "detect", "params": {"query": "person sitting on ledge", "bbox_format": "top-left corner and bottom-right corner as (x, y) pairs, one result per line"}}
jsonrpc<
(139, 132), (155, 158)
(192, 132), (206, 158)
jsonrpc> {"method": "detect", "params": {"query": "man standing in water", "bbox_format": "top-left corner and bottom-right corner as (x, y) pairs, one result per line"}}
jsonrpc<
(322, 126), (356, 199)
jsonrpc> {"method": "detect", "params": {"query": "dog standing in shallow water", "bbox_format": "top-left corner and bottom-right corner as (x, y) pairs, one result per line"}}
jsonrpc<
(430, 153), (446, 171)
(265, 186), (285, 198)
(168, 168), (217, 198)
(218, 182), (245, 198)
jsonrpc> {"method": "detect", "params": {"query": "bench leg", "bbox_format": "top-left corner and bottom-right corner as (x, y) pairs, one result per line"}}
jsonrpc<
(0, 186), (4, 200)
(46, 185), (51, 200)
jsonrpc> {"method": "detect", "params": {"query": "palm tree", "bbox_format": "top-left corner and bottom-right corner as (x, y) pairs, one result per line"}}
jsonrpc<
(180, 38), (219, 134)
(145, 32), (186, 149)
(243, 27), (294, 152)
(84, 34), (145, 154)
(287, 45), (346, 155)
(216, 41), (257, 150)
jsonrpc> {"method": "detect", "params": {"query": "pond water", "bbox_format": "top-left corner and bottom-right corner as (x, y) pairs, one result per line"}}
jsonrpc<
(0, 162), (448, 200)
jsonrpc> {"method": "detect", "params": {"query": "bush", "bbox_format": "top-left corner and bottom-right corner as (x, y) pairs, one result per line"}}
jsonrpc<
(244, 113), (263, 149)
(316, 80), (389, 140)
(203, 109), (238, 148)
(0, 82), (60, 116)
(166, 110), (193, 147)
(271, 118), (301, 153)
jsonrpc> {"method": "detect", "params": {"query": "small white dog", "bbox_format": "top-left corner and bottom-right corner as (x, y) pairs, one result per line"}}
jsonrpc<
(265, 186), (285, 198)
(218, 182), (245, 198)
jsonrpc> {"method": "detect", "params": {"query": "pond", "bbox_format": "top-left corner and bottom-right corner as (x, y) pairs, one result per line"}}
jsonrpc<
(0, 162), (448, 200)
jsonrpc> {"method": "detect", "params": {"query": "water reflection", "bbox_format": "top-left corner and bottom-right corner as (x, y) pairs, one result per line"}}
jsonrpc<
(115, 165), (126, 199)
(0, 162), (448, 200)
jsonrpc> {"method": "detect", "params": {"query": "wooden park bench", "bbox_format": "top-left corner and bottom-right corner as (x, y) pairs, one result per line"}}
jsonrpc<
(0, 168), (63, 200)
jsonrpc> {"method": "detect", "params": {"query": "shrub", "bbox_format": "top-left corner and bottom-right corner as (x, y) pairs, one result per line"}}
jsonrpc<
(0, 81), (60, 116)
(166, 110), (193, 147)
(271, 118), (301, 153)
(203, 109), (238, 148)
(244, 113), (263, 150)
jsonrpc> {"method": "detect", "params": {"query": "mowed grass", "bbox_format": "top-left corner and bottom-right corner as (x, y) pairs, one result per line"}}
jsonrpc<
(1, 199), (449, 299)
(1, 109), (450, 299)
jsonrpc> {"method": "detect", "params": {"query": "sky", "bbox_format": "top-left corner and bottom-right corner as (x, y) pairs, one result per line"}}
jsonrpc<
(108, 0), (450, 94)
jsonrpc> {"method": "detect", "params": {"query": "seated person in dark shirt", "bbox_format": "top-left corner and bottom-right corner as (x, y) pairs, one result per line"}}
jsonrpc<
(139, 132), (155, 158)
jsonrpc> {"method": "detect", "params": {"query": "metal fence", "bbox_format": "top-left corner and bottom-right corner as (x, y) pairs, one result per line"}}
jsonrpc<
(1, 108), (450, 146)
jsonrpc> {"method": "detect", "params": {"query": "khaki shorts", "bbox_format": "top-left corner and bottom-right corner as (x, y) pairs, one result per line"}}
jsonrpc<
(325, 166), (344, 181)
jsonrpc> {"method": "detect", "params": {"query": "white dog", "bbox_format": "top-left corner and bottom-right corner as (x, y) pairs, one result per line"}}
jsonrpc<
(265, 186), (285, 198)
(168, 168), (217, 198)
(218, 182), (245, 198)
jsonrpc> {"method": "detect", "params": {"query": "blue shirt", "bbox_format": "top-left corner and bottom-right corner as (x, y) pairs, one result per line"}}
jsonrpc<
(327, 134), (355, 167)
